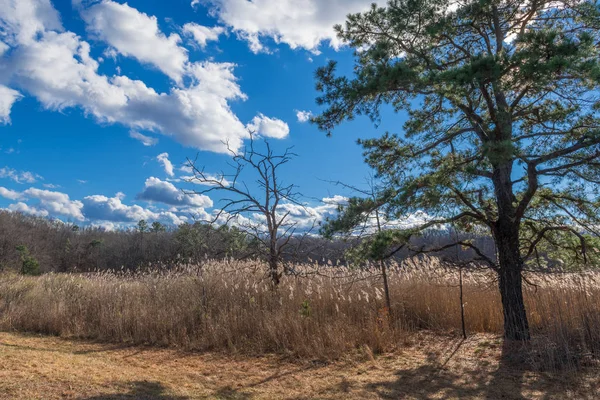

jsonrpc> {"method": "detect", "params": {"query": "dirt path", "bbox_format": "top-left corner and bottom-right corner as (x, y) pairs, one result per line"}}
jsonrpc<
(0, 332), (597, 399)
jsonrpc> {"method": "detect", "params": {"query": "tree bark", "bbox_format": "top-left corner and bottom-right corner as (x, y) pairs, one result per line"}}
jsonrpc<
(269, 245), (280, 286)
(492, 161), (531, 341)
(498, 268), (529, 341)
(496, 229), (530, 340)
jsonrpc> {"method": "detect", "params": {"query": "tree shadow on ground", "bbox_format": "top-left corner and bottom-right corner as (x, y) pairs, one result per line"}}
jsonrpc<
(361, 337), (588, 399)
(79, 381), (189, 400)
(210, 386), (253, 400)
(208, 363), (320, 399)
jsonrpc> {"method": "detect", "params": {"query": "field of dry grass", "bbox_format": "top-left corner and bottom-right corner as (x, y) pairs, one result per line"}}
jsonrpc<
(1, 331), (598, 399)
(1, 257), (600, 398)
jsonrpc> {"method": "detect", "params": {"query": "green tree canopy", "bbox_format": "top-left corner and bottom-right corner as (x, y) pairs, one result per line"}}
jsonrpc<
(315, 0), (600, 341)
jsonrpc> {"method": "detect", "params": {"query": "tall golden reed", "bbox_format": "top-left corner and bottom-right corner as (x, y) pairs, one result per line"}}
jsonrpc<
(1, 257), (598, 368)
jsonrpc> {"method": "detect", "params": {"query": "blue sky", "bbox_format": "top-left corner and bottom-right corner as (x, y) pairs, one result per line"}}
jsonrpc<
(0, 0), (402, 230)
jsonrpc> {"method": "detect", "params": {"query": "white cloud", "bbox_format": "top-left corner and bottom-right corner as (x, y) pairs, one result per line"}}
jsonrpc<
(137, 177), (213, 208)
(181, 172), (231, 187)
(203, 0), (373, 53)
(0, 0), (63, 46)
(8, 202), (49, 217)
(0, 85), (22, 124)
(1, 182), (203, 226)
(81, 0), (188, 82)
(295, 109), (313, 123)
(89, 220), (117, 231)
(0, 41), (9, 56)
(183, 22), (225, 49)
(179, 164), (194, 174)
(1, 185), (84, 220)
(22, 187), (84, 220)
(0, 186), (23, 200)
(0, 0), (287, 153)
(5, 30), (247, 152)
(246, 113), (289, 139)
(129, 130), (158, 146)
(156, 153), (175, 177)
(0, 167), (41, 183)
(210, 193), (427, 236)
(82, 192), (188, 225)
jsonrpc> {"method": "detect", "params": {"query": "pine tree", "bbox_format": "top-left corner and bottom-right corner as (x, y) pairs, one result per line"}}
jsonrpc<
(314, 0), (600, 341)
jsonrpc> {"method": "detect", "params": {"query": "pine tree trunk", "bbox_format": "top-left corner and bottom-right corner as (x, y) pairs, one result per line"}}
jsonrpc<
(498, 266), (529, 341)
(495, 215), (530, 341)
(492, 161), (531, 341)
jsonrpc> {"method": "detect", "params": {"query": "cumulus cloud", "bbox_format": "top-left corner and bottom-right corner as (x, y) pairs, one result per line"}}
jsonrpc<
(82, 192), (188, 225)
(295, 109), (313, 123)
(246, 113), (289, 139)
(0, 0), (63, 46)
(0, 167), (41, 183)
(22, 187), (84, 220)
(1, 186), (84, 220)
(129, 130), (158, 146)
(0, 0), (286, 153)
(215, 194), (427, 235)
(156, 153), (175, 177)
(0, 85), (22, 124)
(5, 30), (248, 152)
(8, 202), (49, 217)
(0, 186), (23, 200)
(137, 177), (213, 208)
(183, 22), (225, 49)
(202, 0), (373, 53)
(1, 184), (194, 225)
(81, 0), (188, 82)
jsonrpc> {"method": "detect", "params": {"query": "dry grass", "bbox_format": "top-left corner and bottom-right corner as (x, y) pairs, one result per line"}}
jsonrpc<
(1, 257), (600, 370)
(1, 331), (598, 399)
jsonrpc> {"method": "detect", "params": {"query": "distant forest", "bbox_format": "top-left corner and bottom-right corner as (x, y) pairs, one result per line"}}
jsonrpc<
(0, 210), (500, 274)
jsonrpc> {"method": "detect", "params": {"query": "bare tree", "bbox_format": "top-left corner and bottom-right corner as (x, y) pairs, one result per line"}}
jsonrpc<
(185, 135), (303, 286)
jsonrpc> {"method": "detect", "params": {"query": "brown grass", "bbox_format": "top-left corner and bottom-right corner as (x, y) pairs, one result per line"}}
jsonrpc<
(1, 257), (600, 370)
(1, 331), (598, 399)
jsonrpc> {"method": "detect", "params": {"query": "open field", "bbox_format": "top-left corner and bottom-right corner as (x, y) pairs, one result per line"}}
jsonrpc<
(2, 259), (600, 398)
(1, 258), (600, 368)
(1, 331), (599, 399)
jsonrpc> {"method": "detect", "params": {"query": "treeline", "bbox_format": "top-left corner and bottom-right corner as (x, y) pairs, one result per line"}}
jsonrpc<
(0, 211), (257, 273)
(0, 210), (502, 274)
(0, 211), (355, 273)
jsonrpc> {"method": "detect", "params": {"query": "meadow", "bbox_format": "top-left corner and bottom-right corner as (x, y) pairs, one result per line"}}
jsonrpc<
(1, 257), (599, 373)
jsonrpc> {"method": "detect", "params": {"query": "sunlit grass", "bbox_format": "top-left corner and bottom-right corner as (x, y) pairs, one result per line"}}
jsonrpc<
(1, 257), (599, 370)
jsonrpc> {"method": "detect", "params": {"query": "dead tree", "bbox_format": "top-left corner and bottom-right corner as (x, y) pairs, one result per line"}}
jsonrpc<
(185, 135), (303, 286)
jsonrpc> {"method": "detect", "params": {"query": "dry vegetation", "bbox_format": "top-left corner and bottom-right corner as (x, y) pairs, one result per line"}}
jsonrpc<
(2, 331), (599, 399)
(1, 257), (600, 373)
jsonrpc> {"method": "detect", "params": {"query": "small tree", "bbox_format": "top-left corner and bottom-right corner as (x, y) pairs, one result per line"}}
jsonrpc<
(150, 221), (167, 233)
(314, 0), (600, 341)
(16, 245), (41, 276)
(321, 177), (405, 313)
(186, 135), (304, 286)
